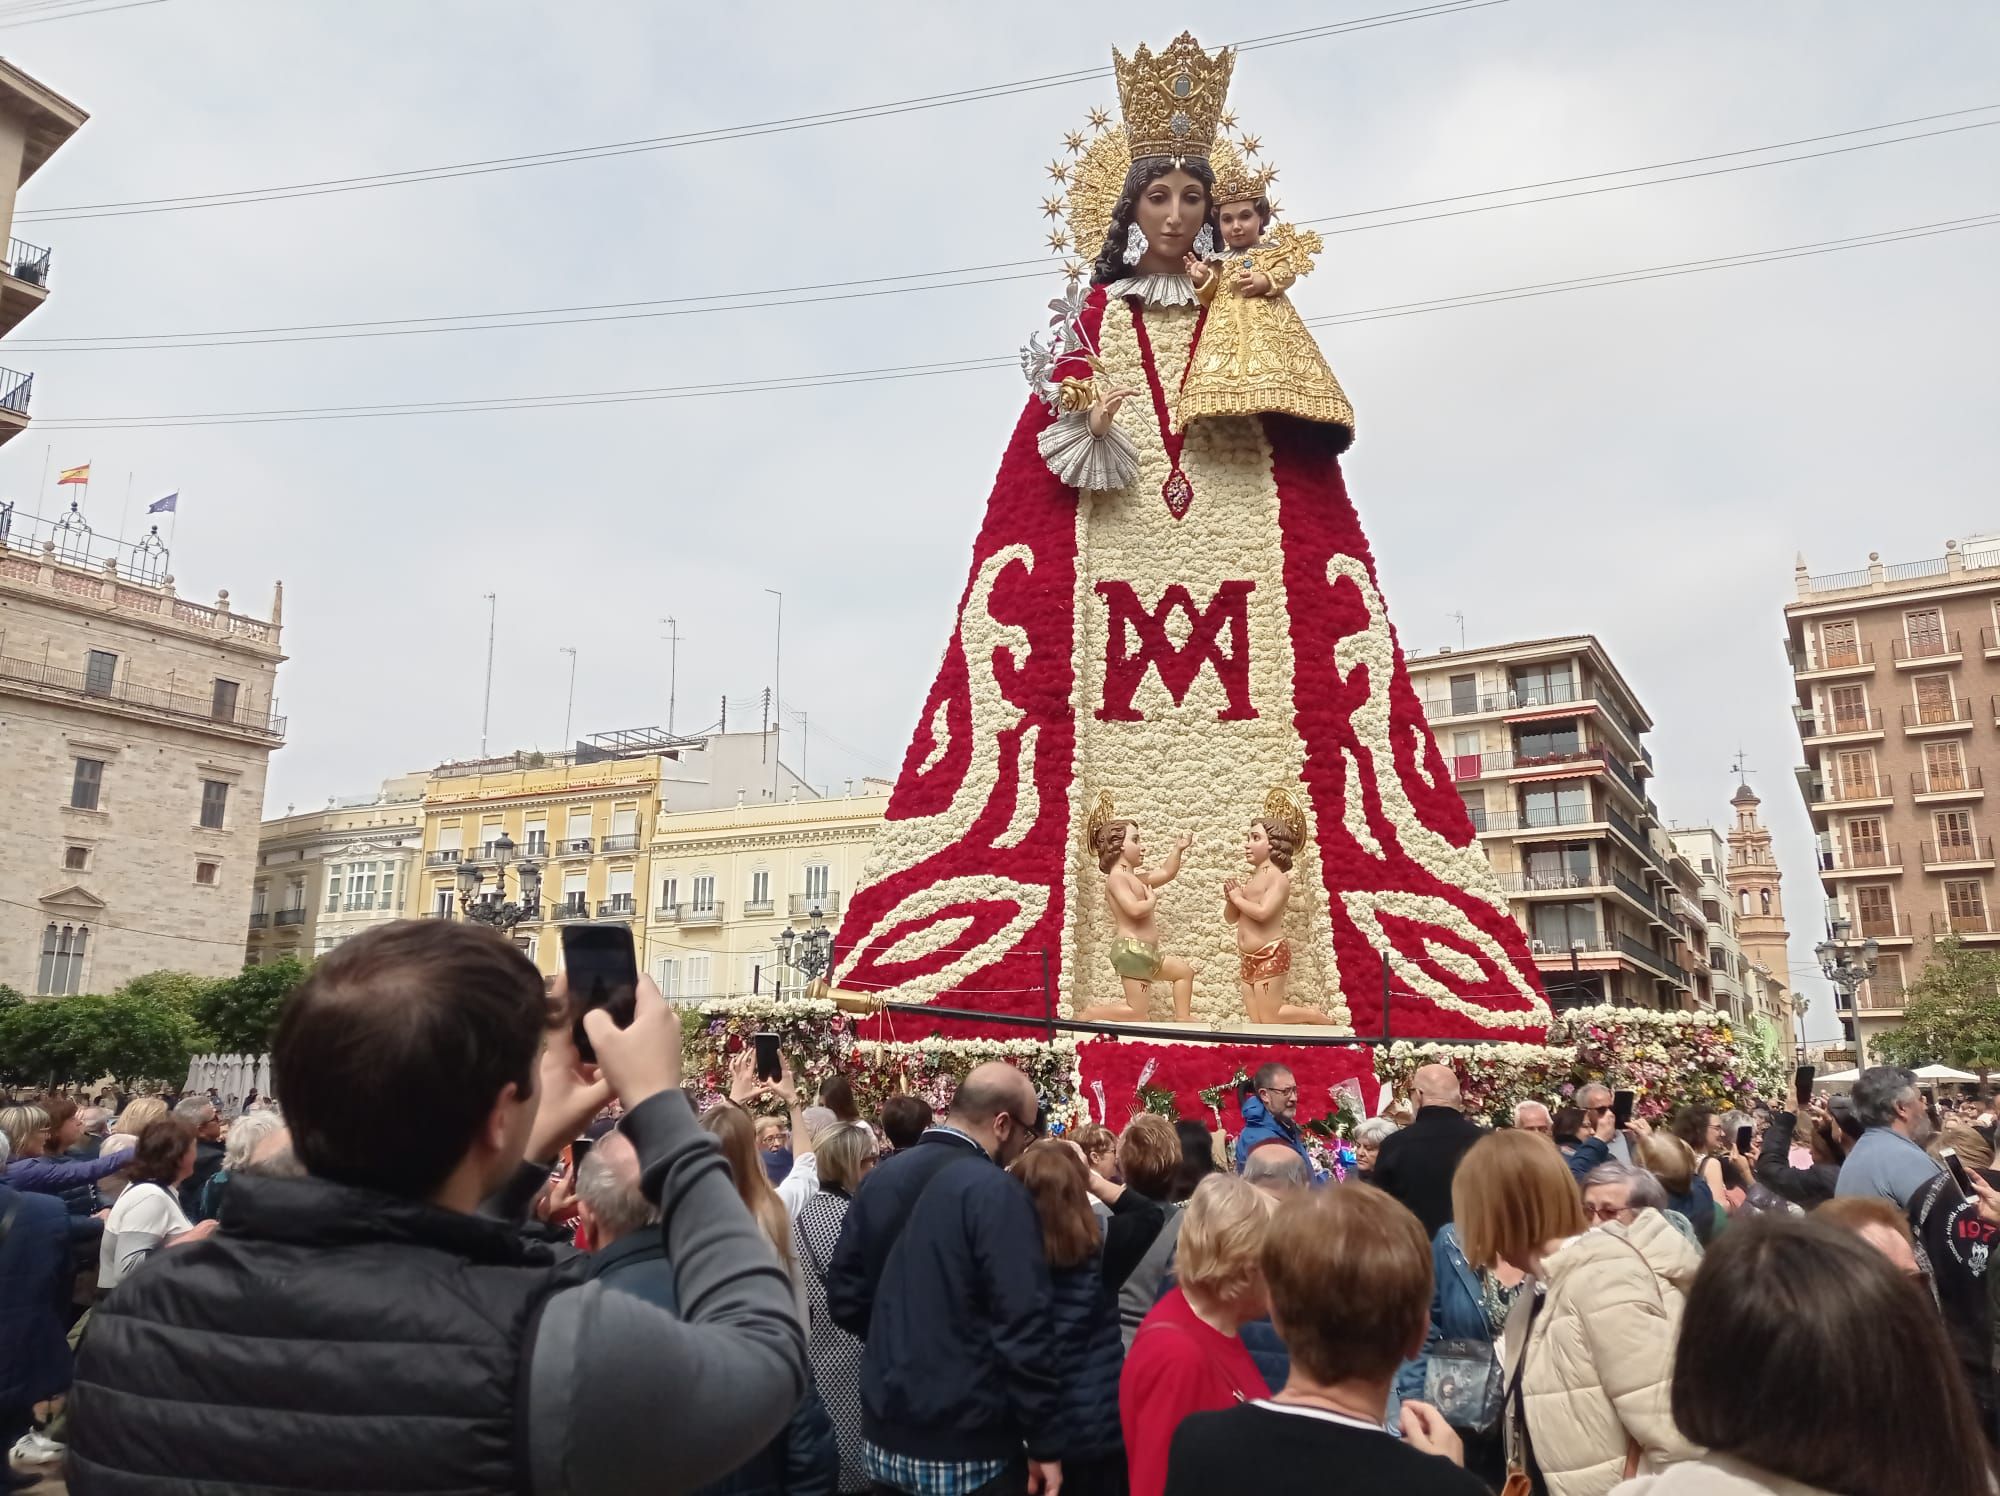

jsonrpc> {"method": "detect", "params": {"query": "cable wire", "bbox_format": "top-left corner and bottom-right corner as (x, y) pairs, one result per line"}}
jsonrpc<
(0, 0), (170, 26)
(13, 1), (1506, 223)
(32, 209), (1999, 431)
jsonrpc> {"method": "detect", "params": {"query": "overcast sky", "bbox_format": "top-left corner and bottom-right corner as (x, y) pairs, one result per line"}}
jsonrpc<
(4, 0), (1996, 1034)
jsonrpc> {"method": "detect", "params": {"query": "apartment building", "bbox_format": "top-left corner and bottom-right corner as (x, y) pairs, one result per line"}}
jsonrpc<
(1408, 635), (1698, 1011)
(0, 59), (87, 445)
(246, 775), (426, 965)
(646, 781), (891, 1001)
(410, 728), (813, 978)
(0, 520), (286, 993)
(1787, 536), (2000, 1060)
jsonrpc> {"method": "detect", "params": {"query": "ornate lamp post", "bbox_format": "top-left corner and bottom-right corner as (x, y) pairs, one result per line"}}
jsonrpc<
(1815, 915), (1878, 1063)
(454, 832), (543, 931)
(773, 909), (833, 999)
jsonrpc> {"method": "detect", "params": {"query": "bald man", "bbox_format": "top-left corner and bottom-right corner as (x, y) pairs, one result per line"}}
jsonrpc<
(824, 1062), (1062, 1495)
(1370, 1063), (1487, 1239)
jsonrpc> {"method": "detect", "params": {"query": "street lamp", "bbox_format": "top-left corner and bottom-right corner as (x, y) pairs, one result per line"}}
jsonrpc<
(454, 831), (543, 931)
(774, 909), (833, 998)
(1816, 915), (1879, 1061)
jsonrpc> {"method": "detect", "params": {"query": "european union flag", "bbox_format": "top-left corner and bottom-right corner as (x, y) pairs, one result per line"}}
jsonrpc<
(147, 492), (177, 514)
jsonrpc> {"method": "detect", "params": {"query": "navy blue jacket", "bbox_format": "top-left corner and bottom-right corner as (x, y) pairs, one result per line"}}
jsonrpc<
(826, 1128), (988, 1338)
(1045, 1259), (1123, 1459)
(0, 1181), (75, 1408)
(1232, 1095), (1315, 1178)
(845, 1141), (1063, 1461)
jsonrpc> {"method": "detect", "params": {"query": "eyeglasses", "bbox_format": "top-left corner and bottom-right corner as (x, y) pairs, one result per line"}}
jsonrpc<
(1586, 1203), (1634, 1222)
(1262, 1086), (1299, 1100)
(1004, 1109), (1047, 1141)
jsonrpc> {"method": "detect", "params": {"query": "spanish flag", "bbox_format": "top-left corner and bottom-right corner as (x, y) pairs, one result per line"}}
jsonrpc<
(57, 463), (89, 485)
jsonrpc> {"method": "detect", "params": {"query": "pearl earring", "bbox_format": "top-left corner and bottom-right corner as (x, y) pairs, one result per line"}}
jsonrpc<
(1123, 222), (1148, 267)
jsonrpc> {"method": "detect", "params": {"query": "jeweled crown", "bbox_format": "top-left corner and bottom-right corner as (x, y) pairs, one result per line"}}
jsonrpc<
(1112, 32), (1234, 162)
(1264, 786), (1310, 850)
(1211, 138), (1276, 208)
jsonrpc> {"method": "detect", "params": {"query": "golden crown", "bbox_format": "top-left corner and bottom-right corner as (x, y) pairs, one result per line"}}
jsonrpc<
(1211, 136), (1277, 208)
(1082, 789), (1118, 852)
(1112, 32), (1234, 162)
(1263, 786), (1310, 850)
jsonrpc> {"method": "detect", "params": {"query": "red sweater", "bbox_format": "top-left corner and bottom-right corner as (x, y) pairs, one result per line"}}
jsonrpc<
(1119, 1287), (1271, 1496)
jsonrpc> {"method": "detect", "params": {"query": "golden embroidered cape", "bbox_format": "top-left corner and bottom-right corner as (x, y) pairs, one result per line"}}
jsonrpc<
(1178, 224), (1355, 442)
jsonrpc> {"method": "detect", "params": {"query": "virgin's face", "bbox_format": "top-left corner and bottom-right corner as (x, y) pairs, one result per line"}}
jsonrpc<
(1245, 823), (1270, 866)
(1133, 169), (1208, 267)
(1122, 823), (1144, 866)
(1218, 201), (1262, 249)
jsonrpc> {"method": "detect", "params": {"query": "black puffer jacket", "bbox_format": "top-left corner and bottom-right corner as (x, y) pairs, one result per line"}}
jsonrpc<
(1045, 1258), (1123, 1460)
(1754, 1111), (1840, 1208)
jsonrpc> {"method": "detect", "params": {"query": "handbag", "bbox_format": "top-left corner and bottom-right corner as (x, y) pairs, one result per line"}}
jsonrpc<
(1425, 1337), (1504, 1434)
(1500, 1291), (1546, 1496)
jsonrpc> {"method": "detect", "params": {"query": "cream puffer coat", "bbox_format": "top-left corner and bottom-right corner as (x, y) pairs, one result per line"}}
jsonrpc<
(1503, 1210), (1703, 1496)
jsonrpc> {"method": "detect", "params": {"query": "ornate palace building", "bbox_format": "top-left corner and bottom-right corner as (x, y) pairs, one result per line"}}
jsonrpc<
(246, 775), (426, 966)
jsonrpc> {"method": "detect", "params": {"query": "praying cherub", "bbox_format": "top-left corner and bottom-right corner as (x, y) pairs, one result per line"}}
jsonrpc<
(1177, 148), (1354, 450)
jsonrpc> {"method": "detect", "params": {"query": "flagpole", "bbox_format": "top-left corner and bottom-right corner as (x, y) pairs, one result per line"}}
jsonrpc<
(35, 444), (48, 510)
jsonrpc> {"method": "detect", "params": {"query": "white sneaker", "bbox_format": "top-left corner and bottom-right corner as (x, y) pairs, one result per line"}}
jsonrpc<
(9, 1431), (63, 1463)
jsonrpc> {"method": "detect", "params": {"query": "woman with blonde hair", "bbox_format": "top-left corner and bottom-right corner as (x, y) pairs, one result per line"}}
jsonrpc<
(1455, 1131), (1699, 1496)
(0, 1103), (133, 1201)
(98, 1097), (169, 1203)
(1635, 1132), (1716, 1244)
(1120, 1173), (1275, 1496)
(699, 1101), (808, 1326)
(796, 1121), (878, 1493)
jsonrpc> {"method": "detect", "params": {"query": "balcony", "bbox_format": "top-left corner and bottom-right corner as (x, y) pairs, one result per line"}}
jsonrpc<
(1924, 837), (1996, 872)
(1495, 869), (1603, 894)
(1616, 932), (1685, 984)
(792, 891), (842, 918)
(676, 902), (723, 927)
(0, 239), (50, 340)
(551, 900), (592, 922)
(1892, 631), (1963, 669)
(1798, 707), (1884, 745)
(247, 912), (269, 929)
(743, 899), (776, 917)
(0, 364), (28, 446)
(1914, 766), (1983, 803)
(1931, 910), (2000, 941)
(1984, 626), (2000, 660)
(0, 650), (286, 738)
(596, 896), (637, 918)
(521, 838), (549, 859)
(1610, 868), (1663, 921)
(601, 834), (641, 853)
(1852, 911), (1914, 944)
(1808, 776), (1894, 812)
(1504, 746), (1609, 780)
(1819, 841), (1902, 878)
(1857, 975), (1908, 1012)
(1901, 699), (1974, 734)
(426, 850), (462, 866)
(273, 908), (306, 927)
(1791, 640), (1875, 680)
(554, 838), (594, 856)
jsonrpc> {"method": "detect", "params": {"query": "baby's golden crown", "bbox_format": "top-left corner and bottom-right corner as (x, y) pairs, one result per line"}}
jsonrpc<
(1112, 32), (1234, 163)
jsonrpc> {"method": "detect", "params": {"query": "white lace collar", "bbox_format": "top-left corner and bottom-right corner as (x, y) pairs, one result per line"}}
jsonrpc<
(1102, 272), (1200, 308)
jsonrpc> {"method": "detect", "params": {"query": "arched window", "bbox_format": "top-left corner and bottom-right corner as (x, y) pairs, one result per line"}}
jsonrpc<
(36, 922), (88, 995)
(1760, 888), (1773, 915)
(1738, 888), (1751, 916)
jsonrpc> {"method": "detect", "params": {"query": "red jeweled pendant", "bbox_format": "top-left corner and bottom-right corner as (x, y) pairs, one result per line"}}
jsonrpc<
(1162, 467), (1194, 519)
(1127, 298), (1205, 521)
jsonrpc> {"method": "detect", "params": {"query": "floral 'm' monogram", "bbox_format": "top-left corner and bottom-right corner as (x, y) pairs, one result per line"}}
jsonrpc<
(1094, 579), (1258, 722)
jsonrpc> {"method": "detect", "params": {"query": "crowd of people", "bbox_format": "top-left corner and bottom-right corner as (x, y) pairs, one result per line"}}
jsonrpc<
(2, 920), (1996, 1495)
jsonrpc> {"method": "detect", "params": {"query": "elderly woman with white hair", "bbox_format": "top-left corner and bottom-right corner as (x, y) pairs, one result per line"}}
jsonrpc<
(1583, 1159), (1703, 1249)
(1351, 1116), (1398, 1183)
(194, 1107), (291, 1222)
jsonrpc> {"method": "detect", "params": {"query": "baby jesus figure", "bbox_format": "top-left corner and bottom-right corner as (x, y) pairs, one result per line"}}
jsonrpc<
(1178, 156), (1354, 451)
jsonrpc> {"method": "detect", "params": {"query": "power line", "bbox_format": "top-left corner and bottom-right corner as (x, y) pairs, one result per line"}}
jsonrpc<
(0, 0), (171, 26)
(13, 1), (1506, 224)
(29, 209), (1998, 432)
(12, 104), (1994, 355)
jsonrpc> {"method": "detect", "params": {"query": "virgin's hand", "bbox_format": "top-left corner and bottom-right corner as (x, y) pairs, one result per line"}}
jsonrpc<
(584, 973), (682, 1109)
(1087, 385), (1141, 440)
(1182, 253), (1212, 288)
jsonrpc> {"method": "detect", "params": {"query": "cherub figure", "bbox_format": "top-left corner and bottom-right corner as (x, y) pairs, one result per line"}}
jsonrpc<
(1079, 816), (1197, 1023)
(1223, 807), (1333, 1025)
(1177, 142), (1354, 449)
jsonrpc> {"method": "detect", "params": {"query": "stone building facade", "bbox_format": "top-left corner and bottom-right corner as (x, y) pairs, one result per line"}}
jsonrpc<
(246, 775), (425, 966)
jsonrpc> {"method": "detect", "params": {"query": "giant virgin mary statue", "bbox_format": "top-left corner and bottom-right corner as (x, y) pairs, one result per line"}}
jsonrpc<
(830, 34), (1551, 1042)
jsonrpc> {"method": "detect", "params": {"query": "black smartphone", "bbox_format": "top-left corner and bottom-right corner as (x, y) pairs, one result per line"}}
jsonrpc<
(561, 922), (638, 1065)
(1736, 1124), (1754, 1156)
(1944, 1148), (1975, 1200)
(569, 1136), (593, 1170)
(753, 1031), (782, 1083)
(1795, 1065), (1814, 1106)
(1612, 1090), (1636, 1129)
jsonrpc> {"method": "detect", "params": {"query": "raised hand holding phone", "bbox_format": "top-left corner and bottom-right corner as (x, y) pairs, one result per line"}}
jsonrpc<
(583, 972), (681, 1109)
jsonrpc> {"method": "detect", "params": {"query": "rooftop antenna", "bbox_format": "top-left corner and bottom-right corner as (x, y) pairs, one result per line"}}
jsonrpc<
(558, 646), (578, 750)
(1450, 610), (1466, 649)
(659, 616), (682, 736)
(480, 593), (497, 757)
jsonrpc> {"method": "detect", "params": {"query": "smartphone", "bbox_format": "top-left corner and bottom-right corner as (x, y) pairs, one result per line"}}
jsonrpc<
(1612, 1090), (1636, 1129)
(1736, 1124), (1754, 1156)
(753, 1031), (782, 1083)
(562, 922), (638, 1065)
(1944, 1147), (1975, 1200)
(1795, 1066), (1814, 1106)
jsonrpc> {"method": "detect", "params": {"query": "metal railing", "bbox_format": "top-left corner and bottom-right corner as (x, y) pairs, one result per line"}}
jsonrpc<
(1933, 910), (1994, 937)
(792, 892), (841, 917)
(426, 850), (461, 866)
(552, 900), (592, 921)
(1495, 869), (1600, 893)
(1854, 911), (1913, 939)
(1606, 805), (1646, 851)
(675, 902), (723, 926)
(743, 899), (776, 917)
(1799, 707), (1883, 738)
(1794, 640), (1874, 672)
(1893, 631), (1962, 663)
(1812, 776), (1892, 805)
(0, 651), (284, 736)
(1902, 699), (1973, 728)
(1924, 836), (1994, 866)
(1616, 932), (1679, 980)
(601, 834), (641, 853)
(0, 367), (30, 416)
(1985, 626), (2000, 654)
(274, 908), (306, 927)
(1610, 868), (1659, 917)
(7, 238), (49, 287)
(597, 897), (637, 917)
(1818, 841), (1901, 872)
(1600, 751), (1644, 800)
(247, 912), (268, 929)
(554, 837), (593, 856)
(1915, 766), (1982, 796)
(1858, 976), (1908, 1011)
